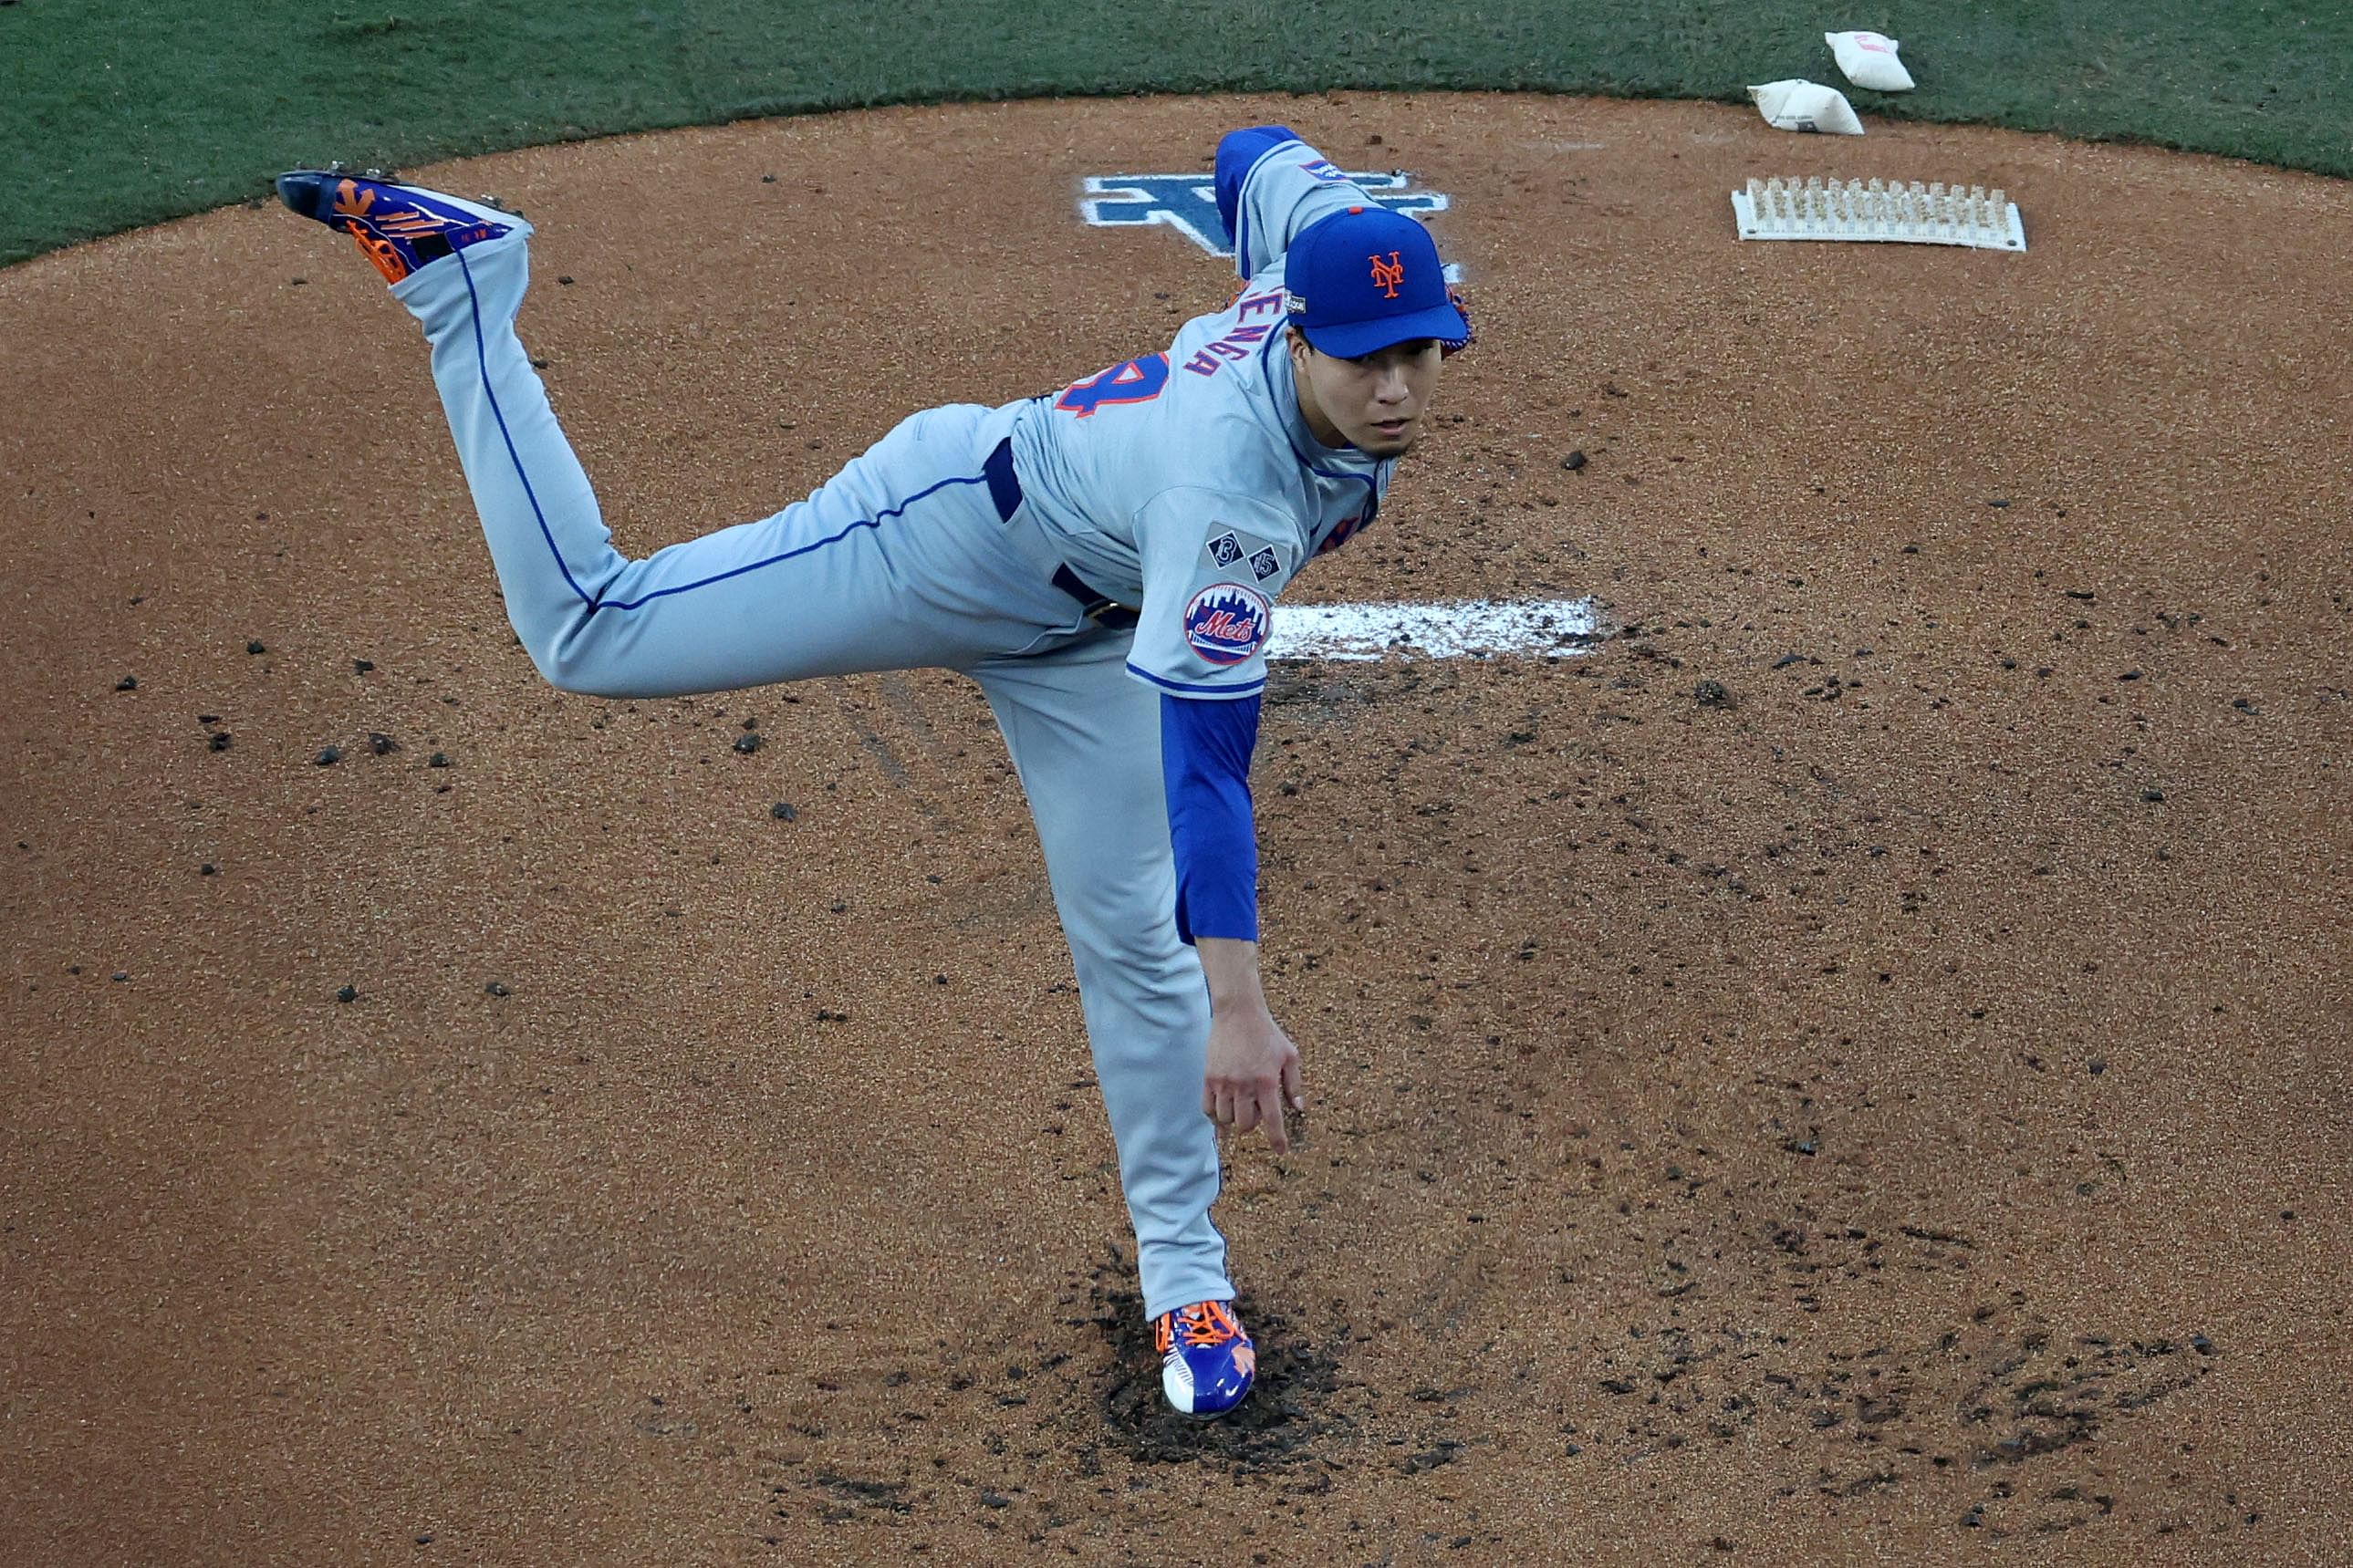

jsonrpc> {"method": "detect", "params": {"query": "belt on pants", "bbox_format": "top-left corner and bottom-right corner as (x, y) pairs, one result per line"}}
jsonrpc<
(984, 437), (1142, 631)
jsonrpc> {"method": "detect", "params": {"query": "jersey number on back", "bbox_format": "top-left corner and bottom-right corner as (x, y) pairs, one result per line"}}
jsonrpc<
(1055, 353), (1171, 418)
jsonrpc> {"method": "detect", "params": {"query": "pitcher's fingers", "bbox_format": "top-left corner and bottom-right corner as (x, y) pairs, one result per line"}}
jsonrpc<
(1232, 1093), (1263, 1135)
(1262, 1096), (1291, 1156)
(1281, 1053), (1306, 1113)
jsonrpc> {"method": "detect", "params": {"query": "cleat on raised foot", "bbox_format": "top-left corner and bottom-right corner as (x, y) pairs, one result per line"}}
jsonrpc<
(276, 170), (526, 284)
(1155, 1300), (1255, 1417)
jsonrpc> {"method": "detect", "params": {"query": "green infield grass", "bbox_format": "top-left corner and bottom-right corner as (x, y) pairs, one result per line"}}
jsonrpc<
(1, 1), (2346, 265)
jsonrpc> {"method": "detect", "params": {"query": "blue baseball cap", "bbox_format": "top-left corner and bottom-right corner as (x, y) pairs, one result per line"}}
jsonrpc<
(1284, 205), (1468, 358)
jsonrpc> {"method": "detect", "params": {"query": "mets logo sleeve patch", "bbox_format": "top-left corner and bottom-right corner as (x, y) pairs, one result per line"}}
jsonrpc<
(1182, 582), (1272, 666)
(1125, 491), (1304, 699)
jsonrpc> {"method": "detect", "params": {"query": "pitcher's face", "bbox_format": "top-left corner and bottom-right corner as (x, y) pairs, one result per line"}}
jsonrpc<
(1289, 332), (1444, 457)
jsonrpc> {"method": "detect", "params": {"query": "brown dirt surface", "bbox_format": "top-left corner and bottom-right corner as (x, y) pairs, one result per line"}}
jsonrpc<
(5, 93), (2349, 1564)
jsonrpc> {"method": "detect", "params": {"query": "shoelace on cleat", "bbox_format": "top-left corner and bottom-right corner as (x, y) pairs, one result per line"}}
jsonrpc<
(1161, 1301), (1244, 1351)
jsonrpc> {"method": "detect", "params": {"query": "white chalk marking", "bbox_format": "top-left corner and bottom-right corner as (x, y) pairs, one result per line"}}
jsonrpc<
(1268, 597), (1605, 662)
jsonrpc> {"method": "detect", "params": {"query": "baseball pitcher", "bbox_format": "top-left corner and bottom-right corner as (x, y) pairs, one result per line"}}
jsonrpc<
(277, 124), (1469, 1417)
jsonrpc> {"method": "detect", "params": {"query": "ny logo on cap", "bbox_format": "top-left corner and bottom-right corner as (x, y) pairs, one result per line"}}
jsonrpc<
(1369, 251), (1405, 298)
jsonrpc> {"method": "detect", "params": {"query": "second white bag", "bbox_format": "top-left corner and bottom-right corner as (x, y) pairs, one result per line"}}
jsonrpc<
(1826, 30), (1916, 92)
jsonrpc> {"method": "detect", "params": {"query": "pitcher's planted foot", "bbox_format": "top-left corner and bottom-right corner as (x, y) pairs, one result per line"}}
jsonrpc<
(1155, 1299), (1255, 1417)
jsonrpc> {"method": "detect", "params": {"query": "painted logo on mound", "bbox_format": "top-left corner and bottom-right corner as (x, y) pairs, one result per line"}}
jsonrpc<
(1078, 171), (1452, 265)
(1183, 583), (1271, 666)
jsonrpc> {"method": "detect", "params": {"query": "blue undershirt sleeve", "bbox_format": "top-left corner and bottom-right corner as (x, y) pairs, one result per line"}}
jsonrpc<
(1160, 691), (1264, 945)
(1213, 124), (1301, 273)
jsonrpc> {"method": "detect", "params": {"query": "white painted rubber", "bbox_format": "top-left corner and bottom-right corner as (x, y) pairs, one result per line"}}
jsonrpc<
(1265, 597), (1603, 661)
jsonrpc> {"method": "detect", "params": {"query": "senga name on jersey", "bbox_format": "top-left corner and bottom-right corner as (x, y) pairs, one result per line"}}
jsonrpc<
(1182, 292), (1285, 378)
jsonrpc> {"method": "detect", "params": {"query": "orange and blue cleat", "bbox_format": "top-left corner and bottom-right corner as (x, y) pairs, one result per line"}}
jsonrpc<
(275, 169), (526, 285)
(1154, 1299), (1255, 1417)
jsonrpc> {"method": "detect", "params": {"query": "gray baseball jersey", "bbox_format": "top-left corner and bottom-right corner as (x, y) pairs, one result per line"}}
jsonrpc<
(1011, 142), (1396, 700)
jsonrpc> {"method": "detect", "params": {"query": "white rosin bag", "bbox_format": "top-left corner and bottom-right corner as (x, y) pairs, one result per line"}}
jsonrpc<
(1746, 79), (1866, 136)
(1826, 30), (1916, 92)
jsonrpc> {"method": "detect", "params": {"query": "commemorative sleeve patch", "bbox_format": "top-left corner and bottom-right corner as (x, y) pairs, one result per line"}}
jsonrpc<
(1183, 583), (1273, 666)
(1196, 520), (1296, 590)
(1125, 491), (1307, 695)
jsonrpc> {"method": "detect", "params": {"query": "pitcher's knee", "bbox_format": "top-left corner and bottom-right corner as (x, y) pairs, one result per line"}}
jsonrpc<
(1073, 944), (1208, 1033)
(532, 650), (607, 696)
(525, 614), (636, 697)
